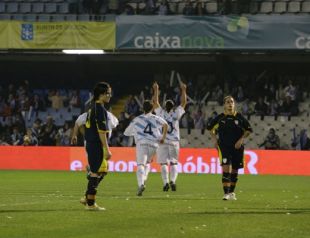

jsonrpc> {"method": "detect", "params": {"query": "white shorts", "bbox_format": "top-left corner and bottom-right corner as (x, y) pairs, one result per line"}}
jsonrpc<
(136, 143), (158, 165)
(157, 141), (180, 164)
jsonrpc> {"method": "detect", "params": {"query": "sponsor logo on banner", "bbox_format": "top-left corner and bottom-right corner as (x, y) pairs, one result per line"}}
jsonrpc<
(134, 32), (224, 49)
(295, 36), (310, 49)
(21, 24), (33, 41)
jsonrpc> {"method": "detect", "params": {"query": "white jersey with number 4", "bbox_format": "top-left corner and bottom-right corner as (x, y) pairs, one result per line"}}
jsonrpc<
(154, 106), (185, 142)
(124, 112), (167, 146)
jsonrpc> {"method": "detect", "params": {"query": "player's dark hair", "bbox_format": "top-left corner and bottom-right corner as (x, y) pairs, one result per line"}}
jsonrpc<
(165, 100), (174, 112)
(143, 100), (153, 113)
(93, 82), (110, 101)
(223, 95), (234, 104)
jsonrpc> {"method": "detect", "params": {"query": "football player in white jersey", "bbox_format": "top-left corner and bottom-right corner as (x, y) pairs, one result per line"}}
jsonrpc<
(152, 81), (187, 191)
(124, 100), (168, 196)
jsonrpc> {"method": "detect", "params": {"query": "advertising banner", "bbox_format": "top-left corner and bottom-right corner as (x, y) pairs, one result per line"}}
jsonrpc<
(116, 15), (310, 50)
(0, 146), (309, 176)
(0, 21), (115, 49)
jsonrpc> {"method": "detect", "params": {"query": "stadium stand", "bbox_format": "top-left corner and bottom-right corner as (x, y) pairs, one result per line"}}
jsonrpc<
(1, 0), (310, 22)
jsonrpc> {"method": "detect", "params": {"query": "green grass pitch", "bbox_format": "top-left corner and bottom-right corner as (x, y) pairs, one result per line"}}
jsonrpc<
(0, 171), (309, 238)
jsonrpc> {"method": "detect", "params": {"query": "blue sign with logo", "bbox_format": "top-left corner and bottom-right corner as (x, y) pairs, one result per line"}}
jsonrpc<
(21, 24), (33, 41)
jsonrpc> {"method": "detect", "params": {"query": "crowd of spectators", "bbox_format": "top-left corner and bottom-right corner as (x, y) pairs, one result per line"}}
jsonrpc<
(0, 81), (85, 146)
(72, 0), (252, 16)
(0, 74), (309, 150)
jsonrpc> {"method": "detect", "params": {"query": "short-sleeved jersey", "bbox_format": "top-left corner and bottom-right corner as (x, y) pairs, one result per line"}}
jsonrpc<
(76, 111), (119, 139)
(206, 112), (253, 147)
(84, 102), (109, 143)
(154, 106), (185, 142)
(124, 113), (168, 145)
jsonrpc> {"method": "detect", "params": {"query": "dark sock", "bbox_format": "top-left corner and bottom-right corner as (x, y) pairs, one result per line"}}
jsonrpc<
(222, 172), (231, 194)
(230, 173), (238, 193)
(86, 177), (98, 206)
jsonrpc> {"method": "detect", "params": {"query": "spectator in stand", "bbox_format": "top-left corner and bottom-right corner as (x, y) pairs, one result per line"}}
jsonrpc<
(180, 111), (194, 133)
(143, 0), (156, 15)
(254, 97), (268, 116)
(268, 99), (280, 116)
(194, 108), (205, 130)
(183, 0), (195, 15)
(122, 4), (135, 15)
(83, 0), (103, 14)
(283, 80), (297, 102)
(23, 128), (39, 146)
(11, 127), (23, 145)
(240, 98), (254, 117)
(259, 128), (280, 150)
(195, 0), (206, 16)
(210, 85), (224, 105)
(157, 0), (171, 15)
(69, 90), (80, 111)
(32, 94), (44, 117)
(7, 94), (17, 115)
(48, 90), (67, 111)
(40, 116), (57, 146)
(125, 96), (140, 117)
(292, 129), (310, 150)
(280, 95), (299, 116)
(56, 121), (73, 146)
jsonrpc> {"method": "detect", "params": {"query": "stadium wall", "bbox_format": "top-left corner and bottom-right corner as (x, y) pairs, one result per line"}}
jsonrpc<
(0, 146), (309, 176)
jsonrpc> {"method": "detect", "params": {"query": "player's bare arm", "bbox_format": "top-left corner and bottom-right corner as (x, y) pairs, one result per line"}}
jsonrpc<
(235, 130), (251, 149)
(160, 123), (168, 144)
(152, 82), (160, 109)
(180, 82), (187, 108)
(210, 130), (218, 148)
(71, 123), (79, 145)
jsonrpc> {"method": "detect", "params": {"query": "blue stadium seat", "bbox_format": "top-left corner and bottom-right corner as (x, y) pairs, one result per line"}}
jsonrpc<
(19, 3), (32, 14)
(45, 3), (57, 14)
(24, 14), (37, 22)
(6, 2), (19, 14)
(65, 14), (77, 21)
(205, 2), (217, 14)
(0, 2), (6, 14)
(274, 1), (287, 14)
(37, 14), (51, 22)
(77, 14), (90, 21)
(32, 3), (44, 13)
(58, 2), (69, 14)
(11, 14), (24, 21)
(51, 14), (66, 21)
(288, 1), (301, 13)
(260, 1), (273, 14)
(301, 1), (310, 13)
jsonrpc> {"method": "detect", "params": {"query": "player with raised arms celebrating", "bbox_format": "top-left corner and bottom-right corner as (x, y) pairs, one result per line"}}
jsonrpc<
(152, 81), (187, 192)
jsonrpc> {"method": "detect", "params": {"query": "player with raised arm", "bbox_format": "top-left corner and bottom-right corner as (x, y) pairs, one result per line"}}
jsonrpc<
(207, 96), (252, 201)
(152, 81), (187, 192)
(124, 100), (168, 196)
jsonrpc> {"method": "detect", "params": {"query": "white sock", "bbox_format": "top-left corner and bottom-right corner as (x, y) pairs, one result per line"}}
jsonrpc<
(144, 163), (151, 184)
(170, 164), (178, 183)
(161, 164), (169, 185)
(137, 165), (145, 187)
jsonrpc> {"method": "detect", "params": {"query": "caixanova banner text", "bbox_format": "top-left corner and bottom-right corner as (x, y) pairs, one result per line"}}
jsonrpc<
(0, 147), (309, 176)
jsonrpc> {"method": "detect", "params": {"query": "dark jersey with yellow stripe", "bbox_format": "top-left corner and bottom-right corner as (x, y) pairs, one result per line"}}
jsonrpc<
(85, 102), (109, 143)
(206, 112), (252, 147)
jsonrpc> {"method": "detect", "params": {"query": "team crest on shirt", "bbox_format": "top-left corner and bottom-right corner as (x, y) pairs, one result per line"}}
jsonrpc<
(222, 158), (227, 163)
(234, 120), (239, 125)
